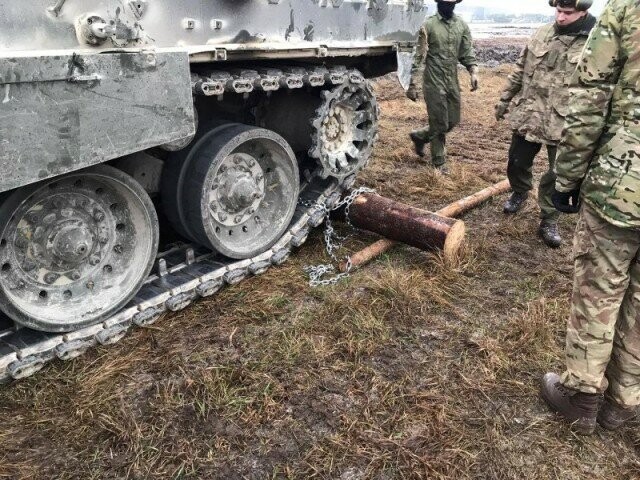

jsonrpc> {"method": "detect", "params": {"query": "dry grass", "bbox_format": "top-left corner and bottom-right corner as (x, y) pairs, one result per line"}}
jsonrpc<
(1, 60), (640, 479)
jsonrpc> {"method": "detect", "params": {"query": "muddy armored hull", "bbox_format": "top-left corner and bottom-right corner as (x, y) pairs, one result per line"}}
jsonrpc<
(0, 0), (425, 382)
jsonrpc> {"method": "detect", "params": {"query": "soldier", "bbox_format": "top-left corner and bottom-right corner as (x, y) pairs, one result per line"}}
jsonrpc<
(407, 0), (479, 173)
(540, 0), (640, 435)
(496, 0), (596, 248)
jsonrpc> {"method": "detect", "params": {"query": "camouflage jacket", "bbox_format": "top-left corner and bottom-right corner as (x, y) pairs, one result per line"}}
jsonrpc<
(556, 0), (640, 228)
(410, 13), (477, 94)
(499, 19), (594, 145)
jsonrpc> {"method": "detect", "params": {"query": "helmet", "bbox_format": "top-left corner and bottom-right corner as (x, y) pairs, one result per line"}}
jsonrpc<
(434, 0), (463, 3)
(548, 0), (593, 11)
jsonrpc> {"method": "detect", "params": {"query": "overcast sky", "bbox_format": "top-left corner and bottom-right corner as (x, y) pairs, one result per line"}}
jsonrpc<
(461, 0), (607, 15)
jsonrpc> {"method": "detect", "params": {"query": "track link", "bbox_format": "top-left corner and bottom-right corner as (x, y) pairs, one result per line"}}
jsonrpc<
(0, 65), (374, 384)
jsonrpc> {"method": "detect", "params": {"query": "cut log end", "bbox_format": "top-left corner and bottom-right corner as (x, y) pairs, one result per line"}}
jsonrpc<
(442, 219), (466, 263)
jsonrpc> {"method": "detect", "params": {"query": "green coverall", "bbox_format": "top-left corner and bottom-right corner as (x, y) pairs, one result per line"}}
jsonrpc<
(410, 13), (477, 166)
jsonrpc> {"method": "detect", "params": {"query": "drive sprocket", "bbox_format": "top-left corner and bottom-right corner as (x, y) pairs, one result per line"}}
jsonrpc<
(309, 79), (379, 180)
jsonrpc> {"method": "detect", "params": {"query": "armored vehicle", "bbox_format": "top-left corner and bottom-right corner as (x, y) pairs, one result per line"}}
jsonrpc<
(0, 0), (425, 381)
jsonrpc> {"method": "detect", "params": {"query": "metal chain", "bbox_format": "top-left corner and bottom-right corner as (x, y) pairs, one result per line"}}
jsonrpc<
(304, 186), (375, 287)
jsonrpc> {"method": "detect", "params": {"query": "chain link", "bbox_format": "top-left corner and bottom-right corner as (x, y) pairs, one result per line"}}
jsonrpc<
(304, 187), (375, 287)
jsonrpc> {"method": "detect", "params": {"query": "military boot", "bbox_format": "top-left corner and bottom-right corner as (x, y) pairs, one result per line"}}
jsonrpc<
(409, 132), (426, 157)
(538, 221), (562, 249)
(540, 372), (600, 435)
(597, 396), (638, 431)
(433, 162), (450, 176)
(503, 191), (528, 214)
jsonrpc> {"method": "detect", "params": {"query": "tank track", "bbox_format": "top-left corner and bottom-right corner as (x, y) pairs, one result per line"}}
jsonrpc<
(0, 65), (374, 384)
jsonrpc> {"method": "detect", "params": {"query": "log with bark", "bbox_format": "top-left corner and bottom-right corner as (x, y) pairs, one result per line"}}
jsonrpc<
(339, 179), (511, 272)
(344, 193), (466, 263)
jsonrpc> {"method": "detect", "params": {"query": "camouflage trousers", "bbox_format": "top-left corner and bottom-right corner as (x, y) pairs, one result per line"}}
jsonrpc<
(561, 203), (640, 407)
(411, 83), (461, 166)
(506, 133), (559, 222)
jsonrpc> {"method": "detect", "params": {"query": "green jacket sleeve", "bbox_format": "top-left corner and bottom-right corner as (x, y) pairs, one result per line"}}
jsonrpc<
(410, 24), (428, 87)
(499, 45), (526, 103)
(458, 23), (477, 71)
(555, 2), (624, 192)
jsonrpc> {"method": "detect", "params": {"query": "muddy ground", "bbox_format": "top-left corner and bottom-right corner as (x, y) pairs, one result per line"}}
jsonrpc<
(474, 38), (527, 66)
(1, 42), (640, 479)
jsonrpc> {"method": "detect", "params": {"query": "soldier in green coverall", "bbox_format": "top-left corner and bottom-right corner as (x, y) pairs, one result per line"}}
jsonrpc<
(407, 0), (479, 173)
(540, 0), (640, 435)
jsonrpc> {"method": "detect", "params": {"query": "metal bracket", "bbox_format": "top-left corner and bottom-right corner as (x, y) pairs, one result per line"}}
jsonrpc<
(47, 0), (67, 17)
(77, 15), (116, 45)
(128, 0), (149, 19)
(67, 73), (102, 84)
(314, 0), (344, 6)
(183, 18), (196, 30)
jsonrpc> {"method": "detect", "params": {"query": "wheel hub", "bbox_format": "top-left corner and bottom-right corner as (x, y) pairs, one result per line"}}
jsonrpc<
(49, 222), (94, 264)
(14, 194), (108, 284)
(0, 166), (159, 332)
(211, 152), (265, 227)
(323, 106), (354, 153)
(223, 176), (258, 211)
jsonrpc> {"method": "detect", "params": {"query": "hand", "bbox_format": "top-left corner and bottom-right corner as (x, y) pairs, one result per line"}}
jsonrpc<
(552, 187), (581, 214)
(470, 66), (479, 92)
(406, 84), (419, 102)
(495, 101), (509, 121)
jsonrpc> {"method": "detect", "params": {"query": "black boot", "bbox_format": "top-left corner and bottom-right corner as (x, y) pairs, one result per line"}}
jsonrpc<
(433, 162), (450, 176)
(538, 221), (562, 249)
(409, 132), (426, 157)
(541, 372), (600, 435)
(503, 191), (528, 214)
(597, 396), (638, 430)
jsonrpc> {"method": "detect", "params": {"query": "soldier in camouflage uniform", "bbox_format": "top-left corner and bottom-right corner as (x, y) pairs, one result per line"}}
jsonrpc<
(496, 0), (596, 248)
(541, 0), (640, 435)
(407, 0), (479, 173)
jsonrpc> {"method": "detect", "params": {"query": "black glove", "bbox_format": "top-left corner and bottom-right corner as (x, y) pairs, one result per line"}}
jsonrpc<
(552, 188), (581, 214)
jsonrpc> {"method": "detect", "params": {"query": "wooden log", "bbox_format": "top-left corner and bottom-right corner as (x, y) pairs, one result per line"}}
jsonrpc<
(345, 194), (466, 262)
(339, 179), (511, 272)
(346, 239), (396, 272)
(435, 179), (511, 218)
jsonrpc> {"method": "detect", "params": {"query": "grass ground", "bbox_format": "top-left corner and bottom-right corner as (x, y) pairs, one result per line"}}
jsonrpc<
(1, 65), (640, 479)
